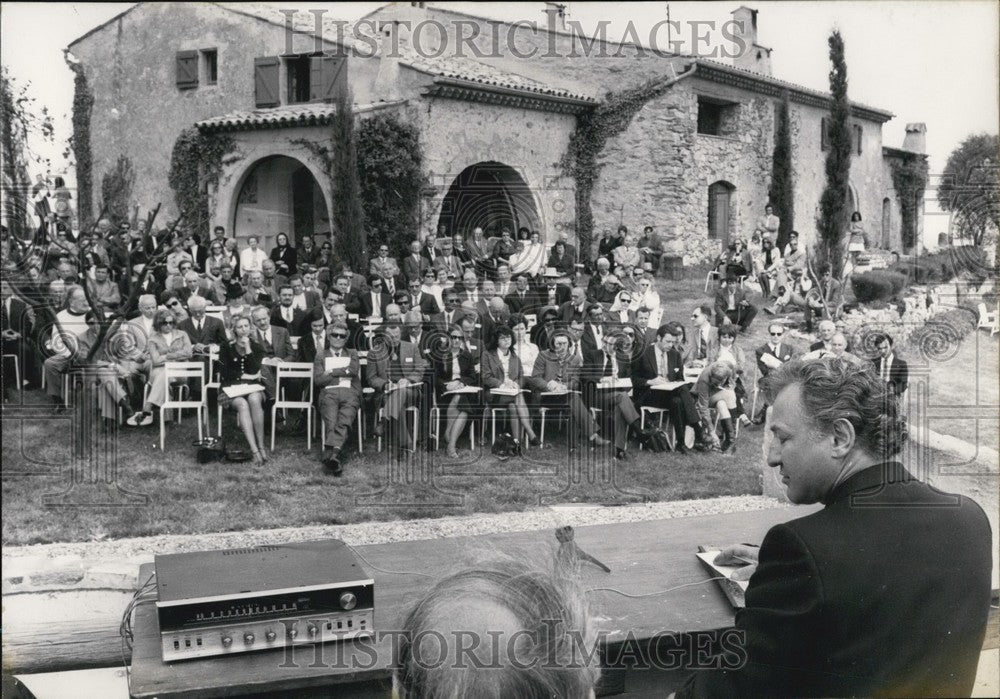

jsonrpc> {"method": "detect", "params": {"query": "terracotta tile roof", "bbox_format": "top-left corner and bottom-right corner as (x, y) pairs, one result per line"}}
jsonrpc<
(195, 101), (407, 132)
(212, 2), (358, 49)
(399, 49), (595, 103)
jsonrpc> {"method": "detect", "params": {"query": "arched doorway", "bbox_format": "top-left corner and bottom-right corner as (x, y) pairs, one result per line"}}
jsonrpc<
(232, 155), (331, 250)
(707, 181), (735, 245)
(437, 162), (541, 238)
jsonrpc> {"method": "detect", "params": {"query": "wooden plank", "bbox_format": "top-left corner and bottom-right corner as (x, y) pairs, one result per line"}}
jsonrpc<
(2, 590), (135, 674)
(127, 506), (812, 698)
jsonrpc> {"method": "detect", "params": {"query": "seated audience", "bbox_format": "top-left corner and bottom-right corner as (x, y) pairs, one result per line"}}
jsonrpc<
(434, 323), (480, 457)
(314, 322), (362, 476)
(482, 325), (538, 449)
(366, 321), (426, 458)
(713, 275), (757, 332)
(216, 314), (268, 464)
(126, 308), (192, 427)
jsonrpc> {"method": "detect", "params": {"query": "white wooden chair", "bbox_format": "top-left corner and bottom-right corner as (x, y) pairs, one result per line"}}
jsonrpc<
(431, 390), (479, 450)
(159, 362), (206, 451)
(2, 354), (20, 392)
(271, 362), (314, 451)
(977, 302), (999, 336)
(704, 269), (721, 292)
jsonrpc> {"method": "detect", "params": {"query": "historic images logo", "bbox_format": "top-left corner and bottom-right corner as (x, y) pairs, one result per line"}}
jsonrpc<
(278, 9), (752, 61)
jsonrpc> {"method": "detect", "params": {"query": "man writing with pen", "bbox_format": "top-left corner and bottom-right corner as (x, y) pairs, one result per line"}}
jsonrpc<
(675, 357), (992, 698)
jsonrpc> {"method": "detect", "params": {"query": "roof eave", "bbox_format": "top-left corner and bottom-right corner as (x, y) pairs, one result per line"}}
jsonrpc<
(693, 60), (894, 123)
(424, 78), (593, 115)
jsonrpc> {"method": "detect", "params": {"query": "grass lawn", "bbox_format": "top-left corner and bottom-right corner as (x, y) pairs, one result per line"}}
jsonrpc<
(2, 267), (768, 546)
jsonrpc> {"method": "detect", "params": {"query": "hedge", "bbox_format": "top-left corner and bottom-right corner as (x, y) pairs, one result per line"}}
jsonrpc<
(851, 270), (908, 304)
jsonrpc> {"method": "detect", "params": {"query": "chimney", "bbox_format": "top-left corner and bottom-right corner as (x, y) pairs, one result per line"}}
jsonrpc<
(903, 123), (927, 154)
(730, 6), (772, 76)
(374, 21), (405, 102)
(543, 2), (567, 32)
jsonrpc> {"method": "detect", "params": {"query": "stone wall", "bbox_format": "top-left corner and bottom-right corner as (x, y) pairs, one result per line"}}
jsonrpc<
(414, 95), (578, 246)
(70, 2), (380, 223)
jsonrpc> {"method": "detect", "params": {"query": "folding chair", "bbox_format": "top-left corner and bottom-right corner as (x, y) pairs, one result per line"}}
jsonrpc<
(704, 269), (721, 292)
(159, 362), (206, 451)
(271, 362), (314, 451)
(2, 354), (20, 392)
(977, 303), (999, 336)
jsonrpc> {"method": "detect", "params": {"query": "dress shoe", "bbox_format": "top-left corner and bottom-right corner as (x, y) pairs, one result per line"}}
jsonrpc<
(615, 448), (630, 460)
(373, 419), (385, 438)
(323, 451), (343, 476)
(590, 434), (611, 447)
(674, 442), (689, 454)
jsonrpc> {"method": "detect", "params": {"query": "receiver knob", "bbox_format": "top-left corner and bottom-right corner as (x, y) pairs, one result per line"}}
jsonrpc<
(221, 635), (233, 647)
(339, 592), (358, 611)
(244, 633), (255, 645)
(265, 630), (277, 642)
(308, 623), (319, 638)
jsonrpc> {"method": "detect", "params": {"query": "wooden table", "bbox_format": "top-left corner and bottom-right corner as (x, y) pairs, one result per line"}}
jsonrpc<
(127, 505), (818, 698)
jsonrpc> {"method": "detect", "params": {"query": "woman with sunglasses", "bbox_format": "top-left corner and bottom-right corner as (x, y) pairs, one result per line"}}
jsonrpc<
(205, 240), (229, 282)
(434, 324), (480, 458)
(317, 241), (334, 269)
(218, 314), (268, 463)
(270, 232), (297, 276)
(126, 308), (193, 426)
(609, 290), (634, 324)
(632, 277), (661, 328)
(482, 325), (539, 449)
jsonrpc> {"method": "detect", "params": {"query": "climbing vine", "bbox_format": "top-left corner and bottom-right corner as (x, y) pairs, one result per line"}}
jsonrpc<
(167, 127), (235, 237)
(889, 153), (928, 251)
(357, 111), (426, 260)
(100, 154), (134, 224)
(68, 59), (94, 229)
(562, 73), (687, 265)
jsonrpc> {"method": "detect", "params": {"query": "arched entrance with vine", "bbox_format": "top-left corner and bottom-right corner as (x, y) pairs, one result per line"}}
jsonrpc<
(437, 161), (541, 238)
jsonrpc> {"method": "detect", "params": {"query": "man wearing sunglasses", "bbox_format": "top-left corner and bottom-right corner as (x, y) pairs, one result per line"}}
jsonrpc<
(753, 322), (798, 424)
(358, 273), (390, 319)
(314, 322), (362, 476)
(366, 321), (427, 458)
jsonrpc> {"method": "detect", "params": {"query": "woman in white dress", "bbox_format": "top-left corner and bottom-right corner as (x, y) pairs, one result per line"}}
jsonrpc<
(631, 277), (662, 328)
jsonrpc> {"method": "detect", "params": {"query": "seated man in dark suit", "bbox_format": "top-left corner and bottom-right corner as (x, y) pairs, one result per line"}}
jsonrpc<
(365, 321), (427, 458)
(250, 305), (294, 407)
(297, 310), (328, 364)
(753, 322), (798, 423)
(504, 274), (537, 314)
(559, 287), (589, 324)
(713, 275), (758, 332)
(313, 322), (362, 476)
(677, 358), (992, 698)
(537, 267), (571, 312)
(358, 274), (391, 320)
(633, 323), (708, 452)
(405, 277), (440, 318)
(581, 333), (652, 459)
(270, 284), (307, 335)
(873, 333), (908, 398)
(525, 330), (609, 449)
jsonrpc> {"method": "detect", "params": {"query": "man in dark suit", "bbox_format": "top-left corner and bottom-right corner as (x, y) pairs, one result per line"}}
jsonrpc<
(178, 296), (227, 351)
(365, 321), (427, 457)
(537, 268), (571, 311)
(809, 319), (837, 352)
(270, 284), (306, 335)
(713, 275), (758, 332)
(525, 330), (608, 449)
(431, 289), (464, 331)
(559, 287), (589, 324)
(753, 322), (798, 423)
(297, 310), (328, 364)
(580, 303), (607, 356)
(183, 233), (208, 273)
(686, 304), (720, 364)
(251, 305), (294, 403)
(633, 324), (704, 452)
(581, 333), (651, 459)
(504, 275), (537, 314)
(314, 322), (362, 475)
(873, 333), (908, 397)
(2, 281), (38, 397)
(677, 357), (992, 698)
(357, 274), (391, 319)
(405, 277), (440, 318)
(401, 239), (430, 284)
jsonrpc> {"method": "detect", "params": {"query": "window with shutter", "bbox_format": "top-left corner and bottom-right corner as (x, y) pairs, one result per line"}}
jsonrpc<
(254, 56), (280, 108)
(820, 117), (829, 151)
(707, 181), (733, 244)
(176, 50), (199, 90)
(854, 124), (863, 155)
(310, 56), (347, 102)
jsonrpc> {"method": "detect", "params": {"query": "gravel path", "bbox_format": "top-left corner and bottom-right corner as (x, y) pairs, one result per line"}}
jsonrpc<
(3, 495), (780, 564)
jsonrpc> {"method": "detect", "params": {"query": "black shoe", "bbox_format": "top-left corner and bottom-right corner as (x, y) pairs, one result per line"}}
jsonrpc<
(615, 448), (630, 460)
(674, 442), (689, 454)
(373, 419), (385, 438)
(323, 456), (343, 477)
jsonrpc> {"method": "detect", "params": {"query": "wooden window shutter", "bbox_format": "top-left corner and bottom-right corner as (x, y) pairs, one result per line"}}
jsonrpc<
(820, 117), (829, 151)
(310, 56), (347, 103)
(254, 56), (281, 108)
(176, 51), (199, 89)
(854, 124), (863, 155)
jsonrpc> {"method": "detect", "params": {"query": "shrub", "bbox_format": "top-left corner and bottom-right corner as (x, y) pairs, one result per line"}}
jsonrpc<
(852, 270), (907, 304)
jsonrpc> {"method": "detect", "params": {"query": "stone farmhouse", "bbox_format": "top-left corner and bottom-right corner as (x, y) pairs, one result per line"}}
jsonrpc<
(67, 1), (926, 262)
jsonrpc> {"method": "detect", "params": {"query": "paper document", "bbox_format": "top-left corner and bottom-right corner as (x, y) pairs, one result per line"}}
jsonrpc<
(325, 356), (350, 372)
(444, 386), (481, 395)
(489, 387), (523, 396)
(222, 383), (265, 399)
(760, 353), (783, 369)
(598, 378), (632, 389)
(652, 381), (688, 391)
(696, 549), (749, 609)
(337, 377), (352, 388)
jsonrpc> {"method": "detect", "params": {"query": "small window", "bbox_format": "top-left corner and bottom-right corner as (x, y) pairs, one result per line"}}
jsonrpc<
(697, 99), (723, 136)
(176, 50), (198, 90)
(821, 117), (829, 151)
(287, 55), (312, 104)
(853, 124), (863, 155)
(202, 49), (218, 85)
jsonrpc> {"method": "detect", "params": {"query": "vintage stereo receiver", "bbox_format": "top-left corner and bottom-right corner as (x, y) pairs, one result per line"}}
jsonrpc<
(154, 539), (374, 662)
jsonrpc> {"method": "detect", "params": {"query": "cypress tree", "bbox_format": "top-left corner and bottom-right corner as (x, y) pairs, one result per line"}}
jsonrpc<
(769, 90), (794, 250)
(816, 30), (852, 277)
(331, 88), (367, 273)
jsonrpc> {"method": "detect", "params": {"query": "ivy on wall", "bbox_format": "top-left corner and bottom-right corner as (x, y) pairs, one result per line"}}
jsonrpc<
(68, 60), (94, 229)
(100, 154), (134, 225)
(889, 154), (928, 251)
(357, 111), (426, 260)
(562, 72), (687, 265)
(167, 127), (235, 237)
